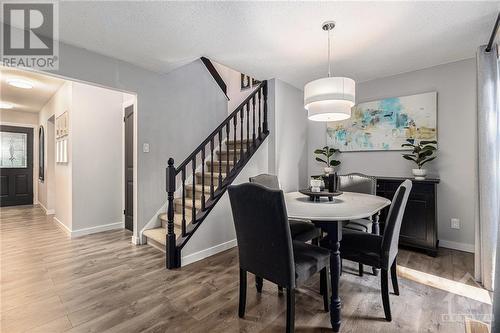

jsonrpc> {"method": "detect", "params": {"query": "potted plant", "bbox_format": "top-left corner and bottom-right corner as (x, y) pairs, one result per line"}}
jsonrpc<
(314, 146), (341, 175)
(401, 139), (437, 180)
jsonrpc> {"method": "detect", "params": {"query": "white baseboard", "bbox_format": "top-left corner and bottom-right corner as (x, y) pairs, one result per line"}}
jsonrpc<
(439, 239), (475, 253)
(38, 202), (55, 215)
(71, 222), (124, 238)
(53, 217), (71, 236)
(131, 236), (140, 245)
(53, 217), (124, 238)
(181, 239), (237, 267)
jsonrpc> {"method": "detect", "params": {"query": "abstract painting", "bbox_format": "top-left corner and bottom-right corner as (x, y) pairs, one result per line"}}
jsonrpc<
(326, 92), (437, 151)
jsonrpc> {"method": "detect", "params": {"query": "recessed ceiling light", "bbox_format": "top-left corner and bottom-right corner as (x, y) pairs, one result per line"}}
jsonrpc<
(0, 102), (14, 109)
(7, 78), (34, 89)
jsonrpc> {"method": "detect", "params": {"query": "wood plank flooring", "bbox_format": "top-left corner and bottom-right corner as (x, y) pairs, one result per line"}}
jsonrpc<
(0, 205), (492, 332)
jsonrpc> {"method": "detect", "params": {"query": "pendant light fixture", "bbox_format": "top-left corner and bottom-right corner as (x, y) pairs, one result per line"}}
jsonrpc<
(304, 21), (355, 122)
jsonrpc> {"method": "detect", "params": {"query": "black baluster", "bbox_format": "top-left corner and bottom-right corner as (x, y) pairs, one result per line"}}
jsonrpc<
(201, 147), (205, 211)
(258, 89), (262, 139)
(166, 158), (177, 268)
(252, 95), (256, 145)
(263, 82), (269, 134)
(233, 115), (237, 166)
(192, 157), (196, 223)
(218, 131), (222, 188)
(246, 102), (250, 152)
(181, 167), (186, 237)
(210, 138), (214, 200)
(240, 108), (244, 162)
(226, 123), (230, 175)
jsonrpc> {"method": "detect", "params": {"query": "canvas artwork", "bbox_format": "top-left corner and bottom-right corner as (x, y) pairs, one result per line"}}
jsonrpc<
(326, 92), (437, 151)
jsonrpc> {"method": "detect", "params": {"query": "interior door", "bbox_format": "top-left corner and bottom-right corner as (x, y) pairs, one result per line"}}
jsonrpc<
(0, 125), (34, 207)
(124, 105), (134, 231)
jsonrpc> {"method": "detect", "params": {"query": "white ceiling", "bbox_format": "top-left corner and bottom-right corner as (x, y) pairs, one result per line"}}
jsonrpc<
(56, 2), (498, 88)
(0, 67), (64, 113)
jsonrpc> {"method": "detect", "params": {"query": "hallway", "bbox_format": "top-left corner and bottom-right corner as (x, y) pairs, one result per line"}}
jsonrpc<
(0, 205), (491, 332)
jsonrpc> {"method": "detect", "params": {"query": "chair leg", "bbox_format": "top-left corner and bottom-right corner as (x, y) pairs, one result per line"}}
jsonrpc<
(340, 259), (343, 276)
(320, 267), (331, 312)
(239, 269), (247, 318)
(286, 288), (295, 333)
(358, 263), (364, 277)
(381, 269), (392, 322)
(391, 260), (400, 296)
(255, 275), (263, 293)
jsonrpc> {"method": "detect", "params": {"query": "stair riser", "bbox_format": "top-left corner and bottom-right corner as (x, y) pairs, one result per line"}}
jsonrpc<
(216, 151), (245, 159)
(186, 187), (212, 199)
(196, 173), (225, 186)
(226, 142), (255, 150)
(206, 163), (233, 173)
(175, 202), (201, 215)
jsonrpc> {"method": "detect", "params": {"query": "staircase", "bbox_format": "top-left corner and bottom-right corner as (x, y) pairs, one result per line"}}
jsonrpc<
(143, 81), (268, 268)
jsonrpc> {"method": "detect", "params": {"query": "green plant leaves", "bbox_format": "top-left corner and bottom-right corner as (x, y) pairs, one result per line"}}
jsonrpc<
(315, 157), (327, 165)
(330, 160), (341, 166)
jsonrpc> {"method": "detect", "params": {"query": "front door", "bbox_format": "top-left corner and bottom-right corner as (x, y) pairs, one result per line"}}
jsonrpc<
(124, 106), (134, 231)
(0, 125), (34, 207)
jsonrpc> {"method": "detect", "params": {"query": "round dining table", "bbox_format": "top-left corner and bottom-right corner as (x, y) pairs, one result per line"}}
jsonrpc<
(284, 191), (391, 332)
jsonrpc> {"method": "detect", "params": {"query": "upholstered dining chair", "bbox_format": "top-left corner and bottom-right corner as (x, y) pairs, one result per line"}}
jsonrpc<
(249, 174), (322, 292)
(228, 183), (331, 333)
(338, 173), (377, 276)
(339, 179), (412, 322)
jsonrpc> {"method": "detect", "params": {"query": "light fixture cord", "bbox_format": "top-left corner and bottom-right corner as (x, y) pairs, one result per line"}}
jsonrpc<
(327, 26), (331, 77)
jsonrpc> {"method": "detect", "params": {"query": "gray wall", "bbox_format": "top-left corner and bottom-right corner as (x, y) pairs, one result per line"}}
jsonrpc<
(308, 58), (477, 250)
(45, 42), (227, 239)
(269, 79), (309, 191)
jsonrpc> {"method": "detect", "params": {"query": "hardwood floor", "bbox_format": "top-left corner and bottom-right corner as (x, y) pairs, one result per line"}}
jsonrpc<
(0, 205), (491, 332)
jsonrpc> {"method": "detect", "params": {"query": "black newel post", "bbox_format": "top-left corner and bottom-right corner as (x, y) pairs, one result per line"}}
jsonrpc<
(166, 158), (178, 268)
(263, 81), (269, 134)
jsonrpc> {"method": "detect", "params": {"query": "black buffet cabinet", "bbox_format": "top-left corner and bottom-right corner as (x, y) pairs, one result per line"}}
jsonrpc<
(376, 176), (440, 256)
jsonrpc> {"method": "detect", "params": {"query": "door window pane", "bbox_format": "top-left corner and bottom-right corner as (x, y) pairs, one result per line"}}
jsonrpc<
(0, 131), (28, 168)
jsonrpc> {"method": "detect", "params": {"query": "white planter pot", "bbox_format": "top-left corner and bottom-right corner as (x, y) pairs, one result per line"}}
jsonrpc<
(324, 167), (334, 175)
(412, 168), (427, 180)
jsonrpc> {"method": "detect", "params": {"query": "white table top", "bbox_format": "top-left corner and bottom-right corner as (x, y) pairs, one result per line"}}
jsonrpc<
(284, 191), (391, 222)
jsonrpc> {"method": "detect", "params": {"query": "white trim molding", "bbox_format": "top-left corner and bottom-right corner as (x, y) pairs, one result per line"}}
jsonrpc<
(181, 239), (237, 267)
(53, 217), (124, 238)
(53, 217), (71, 236)
(38, 202), (55, 215)
(71, 222), (124, 238)
(440, 239), (475, 253)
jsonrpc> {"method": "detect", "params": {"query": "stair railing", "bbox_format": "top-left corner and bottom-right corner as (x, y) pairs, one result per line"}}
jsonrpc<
(165, 80), (268, 268)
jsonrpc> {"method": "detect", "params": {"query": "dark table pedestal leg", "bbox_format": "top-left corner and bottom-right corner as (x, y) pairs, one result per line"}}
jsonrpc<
(372, 211), (381, 276)
(317, 222), (342, 332)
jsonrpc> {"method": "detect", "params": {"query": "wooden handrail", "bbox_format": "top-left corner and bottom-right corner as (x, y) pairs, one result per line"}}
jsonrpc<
(175, 81), (266, 173)
(165, 80), (268, 268)
(200, 57), (229, 99)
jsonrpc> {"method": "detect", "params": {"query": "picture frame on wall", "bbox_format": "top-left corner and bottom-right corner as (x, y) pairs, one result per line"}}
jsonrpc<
(56, 111), (69, 139)
(326, 92), (437, 152)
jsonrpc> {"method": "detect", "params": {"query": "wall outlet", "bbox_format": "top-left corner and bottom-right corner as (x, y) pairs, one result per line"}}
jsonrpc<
(451, 218), (460, 229)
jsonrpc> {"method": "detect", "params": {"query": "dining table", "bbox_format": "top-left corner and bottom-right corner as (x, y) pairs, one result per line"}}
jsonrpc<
(284, 191), (391, 332)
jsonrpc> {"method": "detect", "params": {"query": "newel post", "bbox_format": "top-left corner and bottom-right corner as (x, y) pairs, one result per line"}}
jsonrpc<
(166, 158), (178, 268)
(263, 81), (269, 134)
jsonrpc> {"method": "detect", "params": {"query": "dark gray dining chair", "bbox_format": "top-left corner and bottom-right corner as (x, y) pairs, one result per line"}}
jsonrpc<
(338, 173), (377, 276)
(250, 174), (322, 292)
(228, 183), (331, 333)
(339, 179), (412, 322)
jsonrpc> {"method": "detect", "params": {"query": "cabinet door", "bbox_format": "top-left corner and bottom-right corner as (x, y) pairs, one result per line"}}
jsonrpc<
(399, 194), (430, 246)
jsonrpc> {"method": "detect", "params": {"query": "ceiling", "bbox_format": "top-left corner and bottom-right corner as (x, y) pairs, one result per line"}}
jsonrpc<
(0, 67), (65, 113)
(57, 2), (500, 88)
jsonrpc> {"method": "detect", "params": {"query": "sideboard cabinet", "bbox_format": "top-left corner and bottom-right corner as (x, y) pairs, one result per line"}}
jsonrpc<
(376, 176), (440, 256)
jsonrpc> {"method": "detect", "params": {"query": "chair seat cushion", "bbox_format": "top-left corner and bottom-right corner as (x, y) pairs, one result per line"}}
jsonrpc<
(289, 219), (321, 242)
(343, 218), (373, 233)
(293, 241), (330, 285)
(338, 230), (383, 268)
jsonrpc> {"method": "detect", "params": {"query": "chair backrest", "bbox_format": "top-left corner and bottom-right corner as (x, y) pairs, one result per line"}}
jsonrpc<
(249, 173), (280, 190)
(228, 182), (295, 288)
(338, 173), (377, 195)
(381, 179), (412, 267)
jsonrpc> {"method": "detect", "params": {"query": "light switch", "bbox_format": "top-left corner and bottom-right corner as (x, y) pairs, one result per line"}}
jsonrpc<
(143, 143), (150, 153)
(451, 218), (460, 229)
